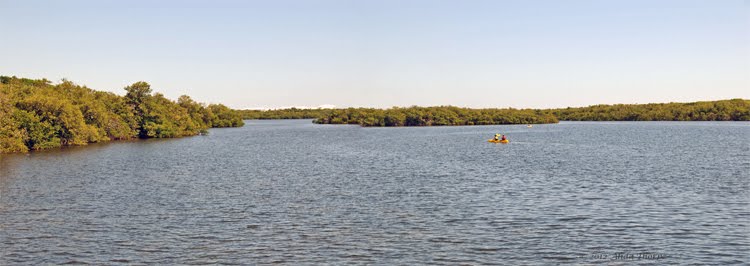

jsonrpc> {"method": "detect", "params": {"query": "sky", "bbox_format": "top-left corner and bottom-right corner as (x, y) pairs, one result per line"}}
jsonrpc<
(0, 0), (747, 109)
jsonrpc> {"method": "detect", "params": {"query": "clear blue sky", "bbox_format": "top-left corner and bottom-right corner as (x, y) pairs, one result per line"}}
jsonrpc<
(1, 0), (747, 109)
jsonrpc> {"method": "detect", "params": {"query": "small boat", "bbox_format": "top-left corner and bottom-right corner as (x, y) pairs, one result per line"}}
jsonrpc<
(488, 139), (509, 144)
(527, 125), (533, 128)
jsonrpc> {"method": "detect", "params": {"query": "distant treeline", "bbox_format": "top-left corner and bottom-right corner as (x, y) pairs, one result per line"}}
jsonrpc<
(0, 76), (244, 153)
(312, 107), (559, 126)
(240, 99), (750, 126)
(239, 107), (559, 126)
(550, 99), (750, 121)
(239, 108), (326, 120)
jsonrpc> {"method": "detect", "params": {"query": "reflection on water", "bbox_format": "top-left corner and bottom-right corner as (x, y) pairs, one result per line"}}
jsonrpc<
(0, 120), (748, 264)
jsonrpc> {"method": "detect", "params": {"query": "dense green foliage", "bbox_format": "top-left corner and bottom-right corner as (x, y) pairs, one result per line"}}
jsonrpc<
(549, 99), (750, 121)
(5, 74), (743, 153)
(242, 99), (750, 127)
(239, 108), (328, 120)
(0, 76), (244, 153)
(313, 106), (559, 126)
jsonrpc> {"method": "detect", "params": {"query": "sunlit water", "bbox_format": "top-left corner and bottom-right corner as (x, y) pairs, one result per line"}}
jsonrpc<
(1, 120), (748, 265)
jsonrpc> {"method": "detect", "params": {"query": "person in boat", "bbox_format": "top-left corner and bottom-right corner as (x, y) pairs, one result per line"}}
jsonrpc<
(494, 133), (501, 141)
(501, 134), (507, 141)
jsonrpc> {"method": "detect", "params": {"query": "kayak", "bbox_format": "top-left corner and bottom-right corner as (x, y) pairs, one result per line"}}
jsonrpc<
(488, 139), (509, 144)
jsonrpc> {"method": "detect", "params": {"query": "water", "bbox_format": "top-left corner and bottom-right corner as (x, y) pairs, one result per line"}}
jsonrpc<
(1, 120), (748, 265)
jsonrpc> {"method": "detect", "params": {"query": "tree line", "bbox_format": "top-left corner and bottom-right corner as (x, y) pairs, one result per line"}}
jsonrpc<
(550, 99), (749, 121)
(241, 99), (750, 127)
(239, 108), (328, 120)
(1, 76), (243, 153)
(312, 106), (559, 126)
(4, 75), (746, 152)
(239, 107), (559, 126)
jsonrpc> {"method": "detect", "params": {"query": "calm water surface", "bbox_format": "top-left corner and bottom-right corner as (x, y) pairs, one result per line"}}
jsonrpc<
(1, 120), (748, 265)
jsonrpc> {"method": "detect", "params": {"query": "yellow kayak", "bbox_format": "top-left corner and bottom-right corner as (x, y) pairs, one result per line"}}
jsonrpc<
(488, 139), (509, 144)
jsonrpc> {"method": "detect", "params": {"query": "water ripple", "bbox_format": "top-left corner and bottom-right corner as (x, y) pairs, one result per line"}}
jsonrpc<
(0, 121), (748, 264)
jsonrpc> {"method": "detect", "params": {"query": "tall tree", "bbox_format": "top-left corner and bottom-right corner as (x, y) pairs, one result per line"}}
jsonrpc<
(124, 81), (153, 138)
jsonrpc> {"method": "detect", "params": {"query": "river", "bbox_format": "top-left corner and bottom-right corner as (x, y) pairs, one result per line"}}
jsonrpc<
(1, 120), (748, 264)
